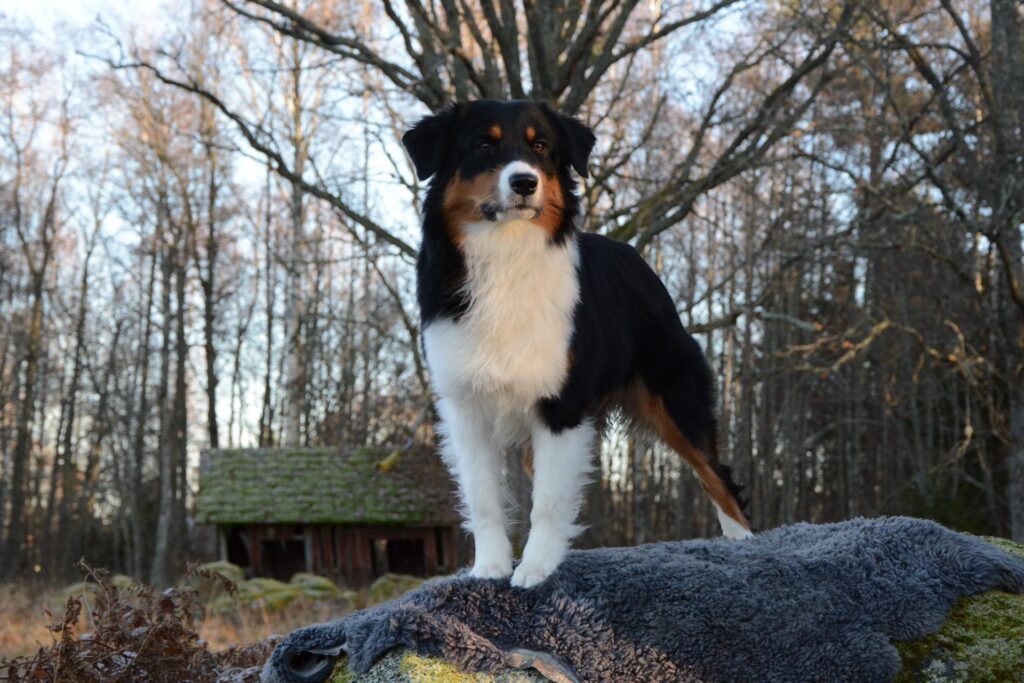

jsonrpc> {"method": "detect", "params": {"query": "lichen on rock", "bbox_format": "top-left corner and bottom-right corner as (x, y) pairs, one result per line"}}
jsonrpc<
(331, 651), (547, 682)
(894, 537), (1024, 682)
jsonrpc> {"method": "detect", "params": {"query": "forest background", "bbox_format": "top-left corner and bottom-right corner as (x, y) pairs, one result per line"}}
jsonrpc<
(1, 0), (1022, 592)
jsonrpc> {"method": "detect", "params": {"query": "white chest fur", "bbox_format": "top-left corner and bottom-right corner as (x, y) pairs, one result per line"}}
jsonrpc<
(423, 220), (579, 413)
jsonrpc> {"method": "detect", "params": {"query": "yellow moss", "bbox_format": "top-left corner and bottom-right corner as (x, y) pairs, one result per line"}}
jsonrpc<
(328, 658), (355, 683)
(399, 652), (480, 682)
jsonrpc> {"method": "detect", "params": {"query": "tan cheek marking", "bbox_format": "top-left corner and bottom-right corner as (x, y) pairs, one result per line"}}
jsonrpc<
(526, 126), (536, 143)
(490, 124), (502, 139)
(531, 175), (565, 238)
(442, 170), (502, 245)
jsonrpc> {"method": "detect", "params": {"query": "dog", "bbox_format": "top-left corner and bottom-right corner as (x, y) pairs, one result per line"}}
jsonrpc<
(403, 100), (751, 588)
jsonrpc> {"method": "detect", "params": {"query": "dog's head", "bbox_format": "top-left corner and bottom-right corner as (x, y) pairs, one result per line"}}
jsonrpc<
(402, 100), (595, 240)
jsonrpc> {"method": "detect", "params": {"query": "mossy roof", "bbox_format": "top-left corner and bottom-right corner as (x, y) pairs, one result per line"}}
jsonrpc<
(196, 447), (460, 526)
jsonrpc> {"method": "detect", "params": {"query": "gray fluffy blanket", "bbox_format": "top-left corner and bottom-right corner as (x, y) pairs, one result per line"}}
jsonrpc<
(261, 517), (1024, 683)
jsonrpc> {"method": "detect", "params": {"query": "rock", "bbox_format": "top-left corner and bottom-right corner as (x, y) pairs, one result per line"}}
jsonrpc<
(325, 538), (1024, 683)
(894, 537), (1024, 682)
(182, 560), (247, 602)
(200, 560), (247, 585)
(367, 573), (425, 605)
(329, 650), (548, 682)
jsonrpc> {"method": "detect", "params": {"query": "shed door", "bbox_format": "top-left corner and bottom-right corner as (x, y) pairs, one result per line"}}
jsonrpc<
(261, 538), (307, 580)
(385, 538), (426, 576)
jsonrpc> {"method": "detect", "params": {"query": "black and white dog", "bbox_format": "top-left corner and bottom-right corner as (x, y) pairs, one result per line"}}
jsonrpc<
(403, 100), (751, 588)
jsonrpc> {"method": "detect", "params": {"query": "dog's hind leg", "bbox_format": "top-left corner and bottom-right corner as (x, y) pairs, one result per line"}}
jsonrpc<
(627, 374), (751, 539)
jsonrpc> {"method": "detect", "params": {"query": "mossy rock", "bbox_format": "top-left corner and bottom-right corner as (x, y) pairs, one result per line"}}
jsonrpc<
(290, 572), (353, 602)
(367, 573), (425, 605)
(330, 650), (547, 682)
(894, 537), (1024, 682)
(56, 574), (136, 608)
(211, 572), (355, 613)
(200, 560), (247, 584)
(329, 538), (1024, 683)
(181, 560), (246, 601)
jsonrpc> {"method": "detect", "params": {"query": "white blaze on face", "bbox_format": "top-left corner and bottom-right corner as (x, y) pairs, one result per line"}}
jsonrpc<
(497, 160), (543, 212)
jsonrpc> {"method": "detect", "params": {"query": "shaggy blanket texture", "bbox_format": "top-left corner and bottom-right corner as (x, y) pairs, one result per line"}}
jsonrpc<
(261, 517), (1024, 683)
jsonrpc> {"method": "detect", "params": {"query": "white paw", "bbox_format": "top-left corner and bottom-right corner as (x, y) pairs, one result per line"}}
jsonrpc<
(471, 560), (513, 579)
(512, 526), (568, 588)
(471, 531), (513, 579)
(510, 559), (557, 588)
(725, 528), (754, 540)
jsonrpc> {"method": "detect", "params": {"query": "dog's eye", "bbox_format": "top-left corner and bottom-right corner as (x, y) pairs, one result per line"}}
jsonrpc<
(476, 140), (495, 153)
(532, 140), (548, 154)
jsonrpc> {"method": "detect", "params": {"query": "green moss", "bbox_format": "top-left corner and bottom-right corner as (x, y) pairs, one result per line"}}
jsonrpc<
(895, 537), (1024, 682)
(368, 573), (426, 605)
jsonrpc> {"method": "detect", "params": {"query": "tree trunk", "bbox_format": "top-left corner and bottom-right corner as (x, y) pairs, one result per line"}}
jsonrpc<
(200, 117), (220, 449)
(3, 271), (45, 575)
(990, 0), (1024, 541)
(77, 321), (122, 564)
(129, 235), (159, 578)
(150, 212), (177, 586)
(55, 252), (92, 568)
(282, 37), (308, 448)
(283, 182), (305, 446)
(171, 221), (190, 576)
(258, 163), (276, 447)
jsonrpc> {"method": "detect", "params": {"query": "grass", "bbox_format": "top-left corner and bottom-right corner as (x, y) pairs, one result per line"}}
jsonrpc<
(0, 582), (59, 660)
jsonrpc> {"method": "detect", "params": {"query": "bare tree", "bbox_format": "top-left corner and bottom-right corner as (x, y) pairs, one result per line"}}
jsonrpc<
(0, 46), (72, 573)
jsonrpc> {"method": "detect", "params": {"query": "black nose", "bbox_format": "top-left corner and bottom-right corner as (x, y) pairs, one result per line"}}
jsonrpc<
(509, 173), (538, 196)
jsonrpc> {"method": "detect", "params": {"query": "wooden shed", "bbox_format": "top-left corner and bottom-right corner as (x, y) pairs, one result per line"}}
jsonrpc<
(195, 447), (462, 587)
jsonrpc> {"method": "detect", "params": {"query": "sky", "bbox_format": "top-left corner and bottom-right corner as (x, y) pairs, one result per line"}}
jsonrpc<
(3, 0), (166, 43)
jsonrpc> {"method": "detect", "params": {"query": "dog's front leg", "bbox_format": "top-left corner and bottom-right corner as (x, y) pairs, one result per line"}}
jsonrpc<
(437, 396), (513, 579)
(511, 419), (595, 588)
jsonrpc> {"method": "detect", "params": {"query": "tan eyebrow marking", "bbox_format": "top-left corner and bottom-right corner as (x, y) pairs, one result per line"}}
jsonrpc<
(489, 124), (502, 139)
(526, 126), (537, 142)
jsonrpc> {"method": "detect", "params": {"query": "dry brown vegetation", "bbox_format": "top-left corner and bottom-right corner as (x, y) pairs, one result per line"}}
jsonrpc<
(0, 565), (351, 682)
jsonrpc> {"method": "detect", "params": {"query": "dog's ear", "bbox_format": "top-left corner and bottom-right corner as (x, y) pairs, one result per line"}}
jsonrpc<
(402, 103), (461, 181)
(541, 102), (596, 178)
